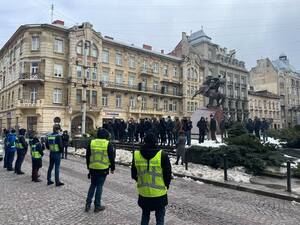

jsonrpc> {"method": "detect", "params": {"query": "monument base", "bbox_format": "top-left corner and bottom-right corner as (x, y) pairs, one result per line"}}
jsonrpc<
(191, 106), (224, 134)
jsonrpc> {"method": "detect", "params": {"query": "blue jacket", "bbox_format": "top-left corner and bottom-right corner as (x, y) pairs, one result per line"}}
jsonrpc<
(7, 133), (17, 152)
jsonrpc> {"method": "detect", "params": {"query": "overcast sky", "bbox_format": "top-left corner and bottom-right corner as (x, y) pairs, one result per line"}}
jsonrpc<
(0, 0), (299, 69)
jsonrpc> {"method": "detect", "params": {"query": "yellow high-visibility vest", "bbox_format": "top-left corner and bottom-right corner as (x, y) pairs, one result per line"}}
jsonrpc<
(134, 150), (167, 198)
(89, 139), (110, 170)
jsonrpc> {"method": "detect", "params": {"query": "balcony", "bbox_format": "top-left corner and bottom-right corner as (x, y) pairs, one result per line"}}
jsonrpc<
(102, 82), (183, 97)
(140, 67), (154, 76)
(19, 73), (45, 84)
(16, 99), (43, 108)
(129, 107), (164, 115)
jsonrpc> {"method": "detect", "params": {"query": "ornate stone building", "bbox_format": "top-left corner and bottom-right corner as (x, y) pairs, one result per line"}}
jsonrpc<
(0, 21), (204, 135)
(170, 29), (249, 121)
(248, 90), (281, 129)
(250, 54), (300, 128)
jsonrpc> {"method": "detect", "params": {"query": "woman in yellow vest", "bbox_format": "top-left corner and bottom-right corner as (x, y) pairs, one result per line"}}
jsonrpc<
(85, 128), (115, 213)
(29, 134), (44, 182)
(131, 132), (172, 225)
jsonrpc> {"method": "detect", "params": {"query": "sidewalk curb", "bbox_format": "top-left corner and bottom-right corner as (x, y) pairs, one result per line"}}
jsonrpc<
(73, 152), (300, 203)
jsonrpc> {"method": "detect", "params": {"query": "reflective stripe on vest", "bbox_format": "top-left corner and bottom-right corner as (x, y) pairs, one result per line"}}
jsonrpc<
(31, 144), (42, 159)
(89, 139), (110, 170)
(48, 135), (59, 152)
(134, 150), (167, 198)
(16, 136), (24, 149)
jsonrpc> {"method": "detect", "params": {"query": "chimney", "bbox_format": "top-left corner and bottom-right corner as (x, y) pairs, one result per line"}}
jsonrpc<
(161, 50), (164, 54)
(143, 44), (152, 51)
(52, 20), (64, 26)
(104, 35), (114, 40)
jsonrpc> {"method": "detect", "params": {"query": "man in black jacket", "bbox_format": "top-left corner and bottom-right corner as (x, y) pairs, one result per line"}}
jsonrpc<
(85, 128), (115, 213)
(210, 114), (217, 141)
(61, 130), (69, 159)
(131, 132), (172, 225)
(15, 128), (28, 174)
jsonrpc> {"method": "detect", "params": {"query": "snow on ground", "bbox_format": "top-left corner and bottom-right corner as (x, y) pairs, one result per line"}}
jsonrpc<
(189, 136), (226, 148)
(264, 137), (285, 147)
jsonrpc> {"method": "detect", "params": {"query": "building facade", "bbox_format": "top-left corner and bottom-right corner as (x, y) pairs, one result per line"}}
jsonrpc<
(248, 90), (281, 129)
(250, 54), (300, 128)
(170, 29), (249, 121)
(0, 21), (205, 135)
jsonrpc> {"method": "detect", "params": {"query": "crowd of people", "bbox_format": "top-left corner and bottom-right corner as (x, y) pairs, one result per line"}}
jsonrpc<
(245, 117), (270, 142)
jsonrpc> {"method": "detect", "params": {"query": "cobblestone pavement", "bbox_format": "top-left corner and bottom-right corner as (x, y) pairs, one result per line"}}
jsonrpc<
(1, 153), (300, 225)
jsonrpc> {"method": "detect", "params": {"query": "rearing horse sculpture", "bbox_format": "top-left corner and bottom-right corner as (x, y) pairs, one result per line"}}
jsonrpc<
(192, 75), (226, 108)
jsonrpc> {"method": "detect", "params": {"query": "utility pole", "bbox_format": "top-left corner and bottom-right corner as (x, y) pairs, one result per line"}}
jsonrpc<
(51, 4), (54, 23)
(81, 40), (88, 135)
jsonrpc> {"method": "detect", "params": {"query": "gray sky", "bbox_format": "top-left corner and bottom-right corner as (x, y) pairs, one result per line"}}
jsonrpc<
(1, 0), (300, 69)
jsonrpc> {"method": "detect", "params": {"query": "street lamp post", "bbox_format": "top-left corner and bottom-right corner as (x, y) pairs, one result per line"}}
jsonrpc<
(81, 40), (89, 135)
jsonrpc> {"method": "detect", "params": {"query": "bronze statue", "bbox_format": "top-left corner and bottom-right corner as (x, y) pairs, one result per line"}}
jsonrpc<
(192, 75), (225, 108)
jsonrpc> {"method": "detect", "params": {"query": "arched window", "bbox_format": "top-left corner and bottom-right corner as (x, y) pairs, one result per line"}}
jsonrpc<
(76, 41), (83, 55)
(92, 44), (98, 58)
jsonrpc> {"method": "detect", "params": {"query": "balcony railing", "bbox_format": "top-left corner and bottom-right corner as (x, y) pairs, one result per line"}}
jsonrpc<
(19, 73), (45, 83)
(129, 107), (164, 115)
(140, 67), (154, 76)
(16, 99), (43, 108)
(101, 82), (183, 97)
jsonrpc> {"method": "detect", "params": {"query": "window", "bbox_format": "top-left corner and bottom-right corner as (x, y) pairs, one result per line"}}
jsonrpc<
(116, 95), (122, 108)
(129, 57), (136, 68)
(76, 41), (83, 54)
(153, 80), (159, 92)
(187, 102), (191, 112)
(141, 96), (146, 110)
(153, 63), (159, 73)
(101, 70), (109, 83)
(208, 49), (213, 59)
(115, 52), (122, 66)
(142, 60), (147, 70)
(102, 94), (108, 107)
(31, 62), (39, 74)
(92, 44), (98, 58)
(162, 84), (168, 94)
(92, 68), (97, 80)
(163, 65), (168, 76)
(76, 89), (82, 104)
(85, 41), (91, 56)
(241, 76), (246, 84)
(173, 86), (178, 96)
(86, 68), (90, 79)
(54, 39), (63, 53)
(86, 90), (91, 105)
(54, 64), (63, 78)
(31, 36), (40, 51)
(173, 67), (177, 77)
(163, 100), (168, 111)
(102, 49), (109, 63)
(129, 96), (136, 109)
(172, 100), (177, 112)
(116, 73), (123, 85)
(76, 65), (82, 78)
(92, 91), (97, 106)
(53, 88), (62, 104)
(153, 97), (159, 110)
(128, 74), (135, 87)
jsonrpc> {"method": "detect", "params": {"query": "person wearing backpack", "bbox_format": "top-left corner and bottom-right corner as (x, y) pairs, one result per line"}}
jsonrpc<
(6, 129), (17, 171)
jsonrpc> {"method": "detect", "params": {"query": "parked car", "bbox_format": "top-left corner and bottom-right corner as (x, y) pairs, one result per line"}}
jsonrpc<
(0, 139), (4, 161)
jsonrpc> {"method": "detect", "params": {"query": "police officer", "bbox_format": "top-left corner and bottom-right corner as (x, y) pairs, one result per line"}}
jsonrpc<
(30, 133), (44, 182)
(131, 132), (172, 225)
(15, 128), (28, 174)
(3, 128), (9, 169)
(85, 128), (115, 213)
(6, 129), (17, 171)
(46, 124), (64, 186)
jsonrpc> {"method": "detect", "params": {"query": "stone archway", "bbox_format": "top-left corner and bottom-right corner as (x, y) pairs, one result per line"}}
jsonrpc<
(71, 115), (94, 135)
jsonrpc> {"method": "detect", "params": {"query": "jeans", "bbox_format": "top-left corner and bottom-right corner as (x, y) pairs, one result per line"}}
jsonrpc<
(86, 174), (106, 207)
(15, 150), (26, 173)
(47, 152), (61, 183)
(62, 146), (68, 159)
(186, 130), (191, 146)
(3, 148), (8, 168)
(6, 151), (15, 170)
(141, 207), (166, 225)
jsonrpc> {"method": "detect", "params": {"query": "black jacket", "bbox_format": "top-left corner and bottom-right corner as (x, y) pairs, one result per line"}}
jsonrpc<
(62, 133), (69, 147)
(131, 144), (172, 210)
(17, 135), (28, 153)
(86, 139), (115, 176)
(210, 118), (217, 131)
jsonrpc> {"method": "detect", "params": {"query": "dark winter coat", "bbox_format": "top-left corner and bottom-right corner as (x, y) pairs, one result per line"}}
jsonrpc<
(62, 133), (69, 147)
(246, 120), (254, 133)
(254, 119), (261, 131)
(210, 118), (217, 131)
(197, 119), (207, 133)
(219, 119), (226, 131)
(131, 144), (172, 211)
(45, 131), (64, 153)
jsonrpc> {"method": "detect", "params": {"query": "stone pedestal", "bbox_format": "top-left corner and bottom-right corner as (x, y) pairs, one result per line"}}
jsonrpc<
(191, 106), (224, 134)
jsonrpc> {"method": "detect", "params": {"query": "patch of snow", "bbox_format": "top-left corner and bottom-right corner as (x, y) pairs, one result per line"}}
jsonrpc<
(264, 137), (284, 147)
(115, 149), (132, 164)
(190, 138), (226, 148)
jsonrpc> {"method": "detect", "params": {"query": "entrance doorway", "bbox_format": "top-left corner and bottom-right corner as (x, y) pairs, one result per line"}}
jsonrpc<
(71, 115), (94, 135)
(27, 116), (37, 132)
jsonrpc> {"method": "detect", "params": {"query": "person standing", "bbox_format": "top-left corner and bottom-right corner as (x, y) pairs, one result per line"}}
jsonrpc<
(205, 117), (210, 140)
(173, 117), (181, 145)
(185, 118), (193, 146)
(261, 118), (269, 143)
(197, 117), (207, 143)
(30, 134), (44, 182)
(219, 117), (227, 143)
(175, 131), (186, 165)
(246, 118), (254, 134)
(15, 128), (28, 174)
(166, 116), (174, 146)
(3, 128), (9, 169)
(6, 129), (17, 171)
(85, 128), (115, 212)
(158, 118), (167, 146)
(131, 132), (172, 225)
(62, 130), (69, 159)
(210, 114), (217, 141)
(46, 124), (64, 186)
(253, 117), (261, 139)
